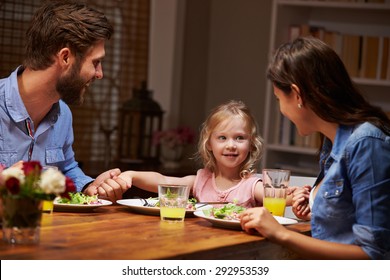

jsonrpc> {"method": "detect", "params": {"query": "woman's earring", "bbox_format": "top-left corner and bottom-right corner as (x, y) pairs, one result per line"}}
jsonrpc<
(298, 104), (302, 109)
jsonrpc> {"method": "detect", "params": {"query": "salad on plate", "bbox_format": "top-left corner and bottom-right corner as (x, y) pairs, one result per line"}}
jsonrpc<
(209, 203), (246, 220)
(54, 192), (112, 212)
(194, 202), (298, 230)
(146, 197), (198, 210)
(56, 192), (102, 205)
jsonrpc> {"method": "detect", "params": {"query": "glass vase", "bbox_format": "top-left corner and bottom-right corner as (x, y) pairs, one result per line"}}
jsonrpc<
(160, 144), (183, 168)
(1, 197), (43, 244)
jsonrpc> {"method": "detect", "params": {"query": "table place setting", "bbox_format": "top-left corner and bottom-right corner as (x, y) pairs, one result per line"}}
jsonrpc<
(53, 197), (112, 212)
(194, 210), (298, 230)
(1, 166), (312, 260)
(117, 198), (210, 216)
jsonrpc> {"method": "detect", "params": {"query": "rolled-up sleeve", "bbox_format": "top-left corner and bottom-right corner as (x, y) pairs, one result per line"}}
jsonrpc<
(350, 136), (390, 259)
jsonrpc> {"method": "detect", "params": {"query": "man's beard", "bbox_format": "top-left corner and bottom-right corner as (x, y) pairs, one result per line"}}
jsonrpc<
(56, 62), (89, 105)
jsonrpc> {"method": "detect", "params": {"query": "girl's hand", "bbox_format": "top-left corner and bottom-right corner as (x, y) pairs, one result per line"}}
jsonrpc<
(85, 168), (127, 202)
(95, 171), (131, 202)
(292, 185), (311, 220)
(239, 207), (287, 240)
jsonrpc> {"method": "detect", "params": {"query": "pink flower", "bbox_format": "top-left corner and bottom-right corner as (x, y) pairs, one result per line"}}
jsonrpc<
(153, 126), (196, 148)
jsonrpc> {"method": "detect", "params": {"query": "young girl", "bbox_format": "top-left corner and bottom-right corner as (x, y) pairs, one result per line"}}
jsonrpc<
(101, 100), (264, 207)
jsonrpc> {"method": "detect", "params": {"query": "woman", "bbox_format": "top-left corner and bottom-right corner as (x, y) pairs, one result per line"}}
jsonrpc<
(240, 37), (390, 259)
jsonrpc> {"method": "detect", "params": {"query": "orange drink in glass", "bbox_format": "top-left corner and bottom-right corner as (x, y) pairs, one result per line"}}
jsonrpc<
(262, 169), (290, 217)
(158, 184), (189, 223)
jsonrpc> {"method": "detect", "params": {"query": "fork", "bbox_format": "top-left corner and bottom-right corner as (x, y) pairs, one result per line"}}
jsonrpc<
(141, 198), (156, 207)
(196, 201), (229, 208)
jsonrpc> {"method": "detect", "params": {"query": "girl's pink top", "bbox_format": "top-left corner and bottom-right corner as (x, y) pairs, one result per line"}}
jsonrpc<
(192, 168), (262, 208)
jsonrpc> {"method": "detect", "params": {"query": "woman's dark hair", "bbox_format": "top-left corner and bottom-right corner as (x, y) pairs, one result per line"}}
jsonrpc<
(267, 36), (390, 135)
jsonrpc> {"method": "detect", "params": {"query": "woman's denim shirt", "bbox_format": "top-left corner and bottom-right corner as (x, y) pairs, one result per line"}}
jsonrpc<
(312, 123), (390, 259)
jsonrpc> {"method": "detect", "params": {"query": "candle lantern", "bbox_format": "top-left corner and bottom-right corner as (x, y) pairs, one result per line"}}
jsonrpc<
(118, 82), (164, 165)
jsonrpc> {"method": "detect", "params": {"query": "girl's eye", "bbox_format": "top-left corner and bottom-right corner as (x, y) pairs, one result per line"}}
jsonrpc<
(218, 136), (226, 140)
(236, 136), (245, 140)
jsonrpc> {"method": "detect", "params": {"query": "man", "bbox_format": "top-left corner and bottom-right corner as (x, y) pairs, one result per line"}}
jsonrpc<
(0, 1), (127, 201)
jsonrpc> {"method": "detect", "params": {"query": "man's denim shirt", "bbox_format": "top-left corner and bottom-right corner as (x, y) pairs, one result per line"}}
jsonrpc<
(0, 67), (93, 192)
(312, 123), (390, 259)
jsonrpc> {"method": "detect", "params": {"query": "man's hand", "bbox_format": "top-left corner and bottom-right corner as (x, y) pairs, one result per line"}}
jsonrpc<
(84, 168), (128, 202)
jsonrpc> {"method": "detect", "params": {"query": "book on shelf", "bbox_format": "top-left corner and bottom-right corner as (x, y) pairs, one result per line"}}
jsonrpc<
(381, 37), (390, 80)
(288, 25), (301, 42)
(273, 112), (293, 146)
(309, 26), (325, 41)
(359, 35), (390, 80)
(341, 34), (361, 78)
(378, 37), (388, 80)
(273, 101), (293, 146)
(299, 24), (311, 38)
(323, 30), (343, 56)
(273, 108), (282, 144)
(293, 131), (321, 149)
(291, 24), (325, 41)
(288, 23), (390, 81)
(280, 115), (293, 146)
(275, 112), (321, 149)
(360, 35), (380, 79)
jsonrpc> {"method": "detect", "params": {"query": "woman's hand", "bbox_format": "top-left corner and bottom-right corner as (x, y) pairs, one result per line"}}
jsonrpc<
(292, 185), (311, 220)
(239, 207), (287, 241)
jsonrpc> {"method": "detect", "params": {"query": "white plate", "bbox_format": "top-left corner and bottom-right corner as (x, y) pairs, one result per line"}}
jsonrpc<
(53, 198), (112, 212)
(194, 209), (298, 230)
(116, 199), (211, 216)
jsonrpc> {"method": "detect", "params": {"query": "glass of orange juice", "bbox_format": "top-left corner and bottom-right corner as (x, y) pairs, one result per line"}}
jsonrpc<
(158, 184), (189, 223)
(42, 200), (54, 214)
(42, 166), (58, 214)
(262, 169), (290, 217)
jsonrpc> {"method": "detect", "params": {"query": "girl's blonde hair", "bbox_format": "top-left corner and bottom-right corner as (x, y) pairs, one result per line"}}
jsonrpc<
(196, 100), (263, 178)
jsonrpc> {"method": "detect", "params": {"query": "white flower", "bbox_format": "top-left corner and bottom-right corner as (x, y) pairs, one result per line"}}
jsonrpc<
(1, 167), (25, 184)
(39, 168), (66, 195)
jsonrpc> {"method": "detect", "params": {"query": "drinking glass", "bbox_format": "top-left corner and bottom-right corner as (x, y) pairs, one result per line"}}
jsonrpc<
(262, 169), (290, 216)
(42, 166), (58, 214)
(158, 184), (189, 223)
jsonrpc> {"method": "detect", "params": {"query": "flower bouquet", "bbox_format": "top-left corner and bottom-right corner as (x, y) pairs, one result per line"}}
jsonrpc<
(0, 161), (76, 244)
(153, 126), (195, 149)
(153, 126), (196, 168)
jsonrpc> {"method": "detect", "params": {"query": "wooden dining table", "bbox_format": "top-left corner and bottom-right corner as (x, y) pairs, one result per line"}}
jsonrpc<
(0, 204), (311, 260)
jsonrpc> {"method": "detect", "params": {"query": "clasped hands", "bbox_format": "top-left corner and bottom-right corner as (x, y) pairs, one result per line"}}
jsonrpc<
(84, 168), (130, 202)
